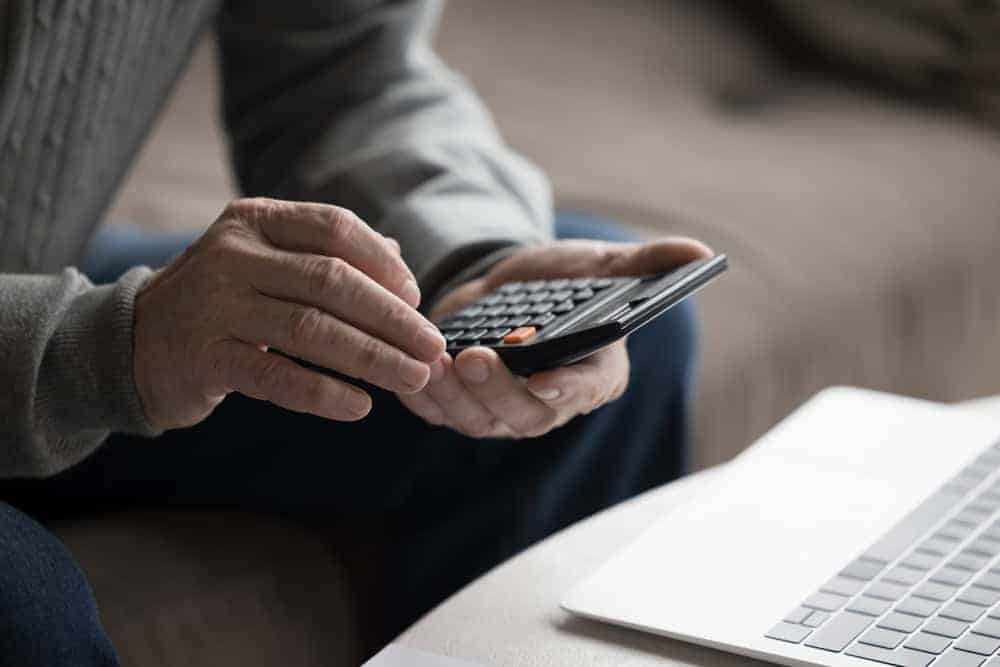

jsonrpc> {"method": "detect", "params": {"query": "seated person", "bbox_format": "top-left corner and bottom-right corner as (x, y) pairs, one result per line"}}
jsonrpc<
(0, 1), (711, 664)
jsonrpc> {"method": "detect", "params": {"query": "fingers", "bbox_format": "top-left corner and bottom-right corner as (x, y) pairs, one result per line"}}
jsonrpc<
(453, 347), (559, 438)
(424, 355), (508, 438)
(611, 237), (714, 275)
(250, 249), (445, 363)
(525, 342), (629, 415)
(232, 198), (421, 308)
(233, 294), (432, 394)
(207, 339), (372, 421)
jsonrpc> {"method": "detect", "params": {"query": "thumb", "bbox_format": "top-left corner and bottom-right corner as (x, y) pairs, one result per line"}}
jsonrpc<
(616, 237), (713, 275)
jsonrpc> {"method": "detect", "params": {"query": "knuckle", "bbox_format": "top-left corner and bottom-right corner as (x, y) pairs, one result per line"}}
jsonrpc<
(288, 306), (325, 348)
(521, 410), (557, 438)
(353, 336), (384, 374)
(307, 256), (347, 295)
(323, 206), (359, 244)
(250, 354), (285, 396)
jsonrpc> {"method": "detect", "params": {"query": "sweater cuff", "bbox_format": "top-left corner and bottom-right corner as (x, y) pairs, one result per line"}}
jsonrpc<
(41, 267), (159, 440)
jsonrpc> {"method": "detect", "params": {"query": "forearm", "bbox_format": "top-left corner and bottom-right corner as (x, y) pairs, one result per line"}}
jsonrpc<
(0, 268), (156, 478)
(217, 0), (554, 306)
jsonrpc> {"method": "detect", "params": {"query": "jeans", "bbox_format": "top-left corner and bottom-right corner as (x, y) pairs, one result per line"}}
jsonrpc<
(0, 212), (697, 666)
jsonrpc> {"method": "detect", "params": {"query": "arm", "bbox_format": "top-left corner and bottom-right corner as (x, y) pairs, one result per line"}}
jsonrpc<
(215, 0), (553, 309)
(0, 268), (156, 478)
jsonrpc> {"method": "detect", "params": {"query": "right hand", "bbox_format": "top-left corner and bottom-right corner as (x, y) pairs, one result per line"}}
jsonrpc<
(132, 198), (446, 431)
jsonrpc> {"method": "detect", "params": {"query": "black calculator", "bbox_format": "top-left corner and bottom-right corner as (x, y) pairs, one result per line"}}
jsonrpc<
(435, 254), (727, 376)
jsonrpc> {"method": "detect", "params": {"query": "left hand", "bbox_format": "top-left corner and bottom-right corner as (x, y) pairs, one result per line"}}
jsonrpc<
(397, 236), (713, 438)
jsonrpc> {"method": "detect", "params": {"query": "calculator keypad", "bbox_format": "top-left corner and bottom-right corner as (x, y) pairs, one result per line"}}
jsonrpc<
(437, 277), (626, 350)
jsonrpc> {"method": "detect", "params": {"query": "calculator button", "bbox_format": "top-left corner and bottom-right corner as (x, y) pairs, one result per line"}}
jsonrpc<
(458, 306), (484, 318)
(569, 278), (592, 289)
(502, 293), (526, 305)
(481, 317), (508, 328)
(458, 329), (487, 341)
(461, 317), (486, 329)
(523, 280), (546, 291)
(481, 328), (512, 343)
(503, 316), (531, 327)
(592, 278), (615, 289)
(478, 294), (504, 306)
(505, 304), (531, 315)
(528, 314), (557, 328)
(546, 279), (570, 290)
(572, 289), (594, 301)
(480, 306), (506, 316)
(526, 291), (550, 303)
(529, 302), (555, 314)
(498, 282), (523, 293)
(554, 301), (575, 313)
(438, 318), (466, 331)
(444, 330), (465, 341)
(503, 327), (537, 344)
(550, 290), (573, 302)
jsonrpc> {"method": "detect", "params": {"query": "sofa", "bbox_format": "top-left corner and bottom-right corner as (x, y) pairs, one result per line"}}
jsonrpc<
(49, 1), (1000, 664)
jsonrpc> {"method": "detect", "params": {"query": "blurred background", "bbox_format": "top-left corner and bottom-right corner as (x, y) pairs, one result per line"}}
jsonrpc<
(109, 0), (1000, 468)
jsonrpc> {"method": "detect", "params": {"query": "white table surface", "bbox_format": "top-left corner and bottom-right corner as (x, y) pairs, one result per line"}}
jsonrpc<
(397, 396), (1000, 666)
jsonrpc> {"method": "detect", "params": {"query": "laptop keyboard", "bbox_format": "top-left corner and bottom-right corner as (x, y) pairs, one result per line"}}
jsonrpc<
(766, 440), (1000, 666)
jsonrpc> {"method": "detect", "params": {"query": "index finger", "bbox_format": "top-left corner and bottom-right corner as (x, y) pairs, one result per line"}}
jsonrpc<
(238, 198), (421, 308)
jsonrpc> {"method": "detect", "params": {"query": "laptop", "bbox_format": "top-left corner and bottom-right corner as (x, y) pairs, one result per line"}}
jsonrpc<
(563, 387), (1000, 666)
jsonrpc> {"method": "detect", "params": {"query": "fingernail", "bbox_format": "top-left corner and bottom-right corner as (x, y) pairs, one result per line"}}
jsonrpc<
(418, 325), (447, 361)
(401, 280), (421, 308)
(399, 359), (431, 392)
(459, 357), (490, 384)
(343, 391), (372, 420)
(529, 387), (561, 401)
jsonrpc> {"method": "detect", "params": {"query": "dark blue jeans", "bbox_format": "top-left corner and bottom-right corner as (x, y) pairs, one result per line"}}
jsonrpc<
(0, 212), (697, 666)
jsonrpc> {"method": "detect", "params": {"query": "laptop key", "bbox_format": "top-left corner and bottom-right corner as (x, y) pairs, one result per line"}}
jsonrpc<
(822, 576), (865, 597)
(973, 618), (1000, 638)
(902, 552), (944, 572)
(952, 553), (992, 573)
(784, 607), (811, 624)
(933, 650), (988, 666)
(885, 566), (924, 586)
(843, 558), (888, 581)
(955, 633), (1000, 656)
(879, 612), (924, 633)
(934, 567), (975, 587)
(861, 627), (907, 649)
(765, 622), (811, 644)
(868, 581), (910, 601)
(905, 631), (953, 654)
(924, 617), (970, 638)
(850, 596), (892, 616)
(941, 601), (987, 623)
(803, 591), (848, 612)
(897, 596), (941, 617)
(960, 587), (1000, 608)
(915, 581), (960, 602)
(803, 611), (830, 628)
(804, 610), (873, 652)
(845, 643), (935, 666)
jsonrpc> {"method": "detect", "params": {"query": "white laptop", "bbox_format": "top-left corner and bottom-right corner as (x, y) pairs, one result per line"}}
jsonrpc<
(563, 387), (1000, 667)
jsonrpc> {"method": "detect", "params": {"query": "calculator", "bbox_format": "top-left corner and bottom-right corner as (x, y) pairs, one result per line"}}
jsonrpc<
(435, 254), (728, 376)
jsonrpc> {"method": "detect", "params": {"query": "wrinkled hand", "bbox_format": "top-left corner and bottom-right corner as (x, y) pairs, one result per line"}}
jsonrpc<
(134, 198), (446, 431)
(398, 237), (712, 438)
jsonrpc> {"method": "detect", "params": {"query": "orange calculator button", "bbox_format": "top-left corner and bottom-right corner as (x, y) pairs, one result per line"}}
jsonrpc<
(503, 326), (537, 344)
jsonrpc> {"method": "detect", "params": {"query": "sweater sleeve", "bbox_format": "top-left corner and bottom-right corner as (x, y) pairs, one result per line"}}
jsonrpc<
(0, 267), (157, 478)
(215, 0), (554, 308)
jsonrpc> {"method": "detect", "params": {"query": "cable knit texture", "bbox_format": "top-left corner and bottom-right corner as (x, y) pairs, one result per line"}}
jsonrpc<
(0, 0), (553, 478)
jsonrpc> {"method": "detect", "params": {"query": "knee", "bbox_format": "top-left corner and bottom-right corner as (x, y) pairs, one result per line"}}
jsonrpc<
(0, 504), (117, 666)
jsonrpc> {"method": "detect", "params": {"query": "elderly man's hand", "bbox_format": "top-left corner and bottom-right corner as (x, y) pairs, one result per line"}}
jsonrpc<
(397, 236), (712, 439)
(133, 198), (446, 431)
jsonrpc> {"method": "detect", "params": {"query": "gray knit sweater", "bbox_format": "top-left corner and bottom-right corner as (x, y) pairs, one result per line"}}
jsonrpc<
(0, 0), (553, 478)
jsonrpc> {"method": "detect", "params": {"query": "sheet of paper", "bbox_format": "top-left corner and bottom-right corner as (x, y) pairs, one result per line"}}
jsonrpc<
(362, 644), (486, 667)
